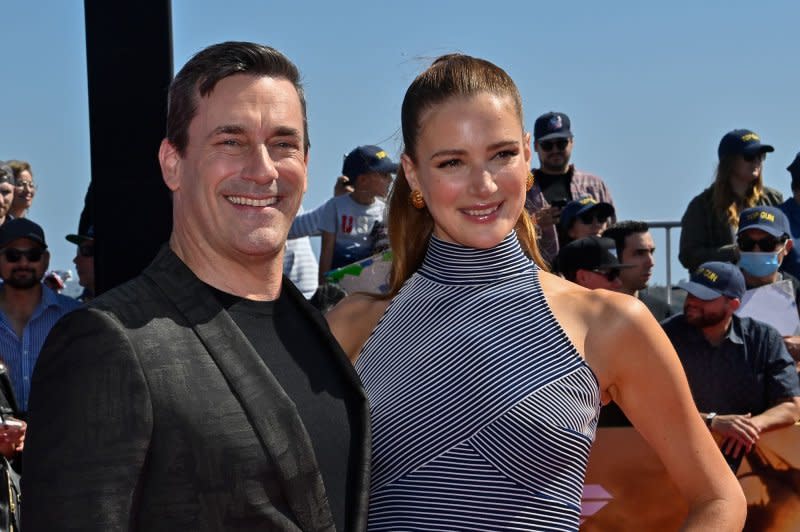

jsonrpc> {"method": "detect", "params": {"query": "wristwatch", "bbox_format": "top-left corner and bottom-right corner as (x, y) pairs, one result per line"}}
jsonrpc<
(705, 412), (717, 428)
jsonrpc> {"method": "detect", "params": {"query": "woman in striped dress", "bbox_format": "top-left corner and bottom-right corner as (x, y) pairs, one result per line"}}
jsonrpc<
(327, 54), (745, 531)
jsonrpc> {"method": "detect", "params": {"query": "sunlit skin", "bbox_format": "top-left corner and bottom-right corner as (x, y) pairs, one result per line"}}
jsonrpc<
(683, 293), (734, 333)
(402, 93), (531, 249)
(534, 137), (573, 174)
(618, 232), (656, 295)
(11, 170), (35, 216)
(159, 74), (308, 299)
(0, 238), (49, 289)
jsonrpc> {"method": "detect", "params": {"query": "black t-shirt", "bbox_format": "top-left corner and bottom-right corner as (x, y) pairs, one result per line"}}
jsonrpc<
(535, 167), (573, 205)
(210, 286), (355, 531)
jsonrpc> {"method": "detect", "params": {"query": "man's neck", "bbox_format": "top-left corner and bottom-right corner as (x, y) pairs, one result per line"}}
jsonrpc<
(793, 189), (800, 205)
(537, 164), (571, 176)
(744, 270), (780, 288)
(0, 284), (43, 324)
(169, 234), (284, 301)
(700, 317), (733, 347)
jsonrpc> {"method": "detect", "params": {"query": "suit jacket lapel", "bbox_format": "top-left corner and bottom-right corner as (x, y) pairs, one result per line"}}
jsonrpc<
(143, 247), (336, 531)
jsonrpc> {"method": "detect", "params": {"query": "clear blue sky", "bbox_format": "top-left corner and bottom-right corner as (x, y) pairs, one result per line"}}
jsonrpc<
(2, 1), (799, 287)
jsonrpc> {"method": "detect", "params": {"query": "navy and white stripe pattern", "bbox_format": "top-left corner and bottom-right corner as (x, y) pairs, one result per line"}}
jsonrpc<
(356, 232), (601, 531)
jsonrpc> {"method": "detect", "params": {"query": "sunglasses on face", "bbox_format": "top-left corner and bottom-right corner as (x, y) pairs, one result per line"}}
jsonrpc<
(15, 181), (35, 191)
(591, 269), (620, 282)
(78, 244), (94, 258)
(1, 247), (44, 263)
(742, 153), (765, 163)
(539, 139), (569, 152)
(737, 234), (784, 252)
(578, 212), (609, 225)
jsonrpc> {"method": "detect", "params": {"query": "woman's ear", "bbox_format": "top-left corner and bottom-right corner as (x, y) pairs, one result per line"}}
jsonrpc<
(401, 153), (420, 192)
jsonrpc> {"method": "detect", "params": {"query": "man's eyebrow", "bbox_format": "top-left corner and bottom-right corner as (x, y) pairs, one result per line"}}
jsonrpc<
(208, 125), (246, 138)
(273, 126), (302, 139)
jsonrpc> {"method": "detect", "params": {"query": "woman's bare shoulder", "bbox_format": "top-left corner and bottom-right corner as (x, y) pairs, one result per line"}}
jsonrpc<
(325, 293), (390, 363)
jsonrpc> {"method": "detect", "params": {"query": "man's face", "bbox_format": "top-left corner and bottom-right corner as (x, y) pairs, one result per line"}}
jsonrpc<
(534, 136), (573, 173)
(737, 228), (789, 260)
(618, 231), (656, 293)
(578, 268), (623, 290)
(73, 239), (95, 291)
(683, 294), (733, 328)
(160, 74), (308, 265)
(0, 182), (14, 218)
(0, 238), (49, 289)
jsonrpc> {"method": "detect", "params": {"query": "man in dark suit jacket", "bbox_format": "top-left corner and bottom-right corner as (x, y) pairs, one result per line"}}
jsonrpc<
(22, 42), (370, 531)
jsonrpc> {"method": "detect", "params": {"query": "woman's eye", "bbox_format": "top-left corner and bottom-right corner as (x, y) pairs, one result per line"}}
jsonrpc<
(437, 159), (461, 169)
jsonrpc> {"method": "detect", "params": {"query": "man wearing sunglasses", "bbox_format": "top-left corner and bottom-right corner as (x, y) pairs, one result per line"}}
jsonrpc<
(555, 235), (633, 291)
(525, 112), (615, 263)
(65, 226), (95, 302)
(0, 218), (80, 413)
(735, 206), (800, 362)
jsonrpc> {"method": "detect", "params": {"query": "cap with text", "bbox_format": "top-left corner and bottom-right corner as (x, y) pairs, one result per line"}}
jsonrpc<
(678, 261), (745, 301)
(534, 112), (572, 142)
(717, 129), (774, 160)
(737, 206), (790, 238)
(341, 145), (398, 180)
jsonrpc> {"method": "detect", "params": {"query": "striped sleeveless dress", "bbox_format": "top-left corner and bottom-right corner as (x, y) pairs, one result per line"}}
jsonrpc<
(355, 232), (601, 531)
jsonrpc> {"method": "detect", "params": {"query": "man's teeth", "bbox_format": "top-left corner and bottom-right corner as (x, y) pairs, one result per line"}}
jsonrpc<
(464, 206), (497, 216)
(226, 196), (277, 207)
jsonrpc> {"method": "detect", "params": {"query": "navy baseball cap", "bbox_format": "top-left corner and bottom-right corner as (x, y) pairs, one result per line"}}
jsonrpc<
(559, 195), (615, 231)
(717, 129), (774, 160)
(66, 225), (95, 245)
(737, 206), (791, 238)
(341, 145), (398, 180)
(678, 261), (745, 301)
(534, 112), (572, 142)
(0, 218), (47, 249)
(556, 236), (633, 277)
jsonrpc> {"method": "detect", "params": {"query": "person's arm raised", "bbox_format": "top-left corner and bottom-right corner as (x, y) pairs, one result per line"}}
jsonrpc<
(593, 294), (746, 531)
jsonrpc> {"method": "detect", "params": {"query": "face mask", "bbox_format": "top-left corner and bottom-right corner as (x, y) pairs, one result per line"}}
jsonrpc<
(738, 251), (781, 277)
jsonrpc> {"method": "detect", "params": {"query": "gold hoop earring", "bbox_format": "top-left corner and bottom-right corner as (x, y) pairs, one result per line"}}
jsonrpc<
(410, 190), (425, 209)
(526, 171), (534, 191)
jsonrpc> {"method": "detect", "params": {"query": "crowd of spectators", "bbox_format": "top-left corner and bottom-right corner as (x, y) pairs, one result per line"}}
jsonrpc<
(2, 106), (800, 526)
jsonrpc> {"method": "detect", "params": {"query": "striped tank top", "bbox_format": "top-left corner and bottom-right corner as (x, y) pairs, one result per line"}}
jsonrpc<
(355, 232), (601, 531)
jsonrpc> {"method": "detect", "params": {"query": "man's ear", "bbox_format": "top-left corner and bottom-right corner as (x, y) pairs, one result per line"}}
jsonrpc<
(159, 138), (181, 192)
(784, 238), (794, 254)
(42, 250), (51, 273)
(574, 269), (591, 288)
(401, 153), (420, 192)
(729, 298), (741, 312)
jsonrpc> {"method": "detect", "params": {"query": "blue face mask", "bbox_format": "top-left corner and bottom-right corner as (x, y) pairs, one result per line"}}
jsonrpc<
(738, 251), (781, 277)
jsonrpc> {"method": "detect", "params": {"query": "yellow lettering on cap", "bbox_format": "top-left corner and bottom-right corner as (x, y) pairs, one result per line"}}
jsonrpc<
(700, 269), (718, 283)
(741, 133), (760, 142)
(579, 197), (596, 206)
(760, 212), (775, 222)
(375, 151), (388, 159)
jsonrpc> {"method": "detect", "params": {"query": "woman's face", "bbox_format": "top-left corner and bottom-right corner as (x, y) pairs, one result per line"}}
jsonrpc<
(567, 208), (609, 240)
(731, 153), (763, 186)
(402, 93), (531, 249)
(12, 170), (35, 211)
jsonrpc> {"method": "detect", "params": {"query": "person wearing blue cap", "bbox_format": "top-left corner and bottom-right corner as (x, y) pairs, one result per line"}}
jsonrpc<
(679, 129), (784, 273)
(663, 261), (800, 471)
(558, 195), (614, 247)
(290, 144), (397, 283)
(778, 152), (800, 280)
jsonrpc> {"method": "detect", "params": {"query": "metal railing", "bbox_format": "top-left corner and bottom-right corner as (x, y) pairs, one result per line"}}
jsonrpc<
(647, 220), (681, 305)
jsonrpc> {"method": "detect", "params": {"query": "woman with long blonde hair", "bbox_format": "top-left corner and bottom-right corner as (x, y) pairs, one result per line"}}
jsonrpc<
(679, 129), (783, 272)
(328, 54), (745, 530)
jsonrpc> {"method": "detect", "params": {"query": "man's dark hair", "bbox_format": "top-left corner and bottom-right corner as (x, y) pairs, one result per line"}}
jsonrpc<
(166, 41), (309, 156)
(602, 220), (650, 259)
